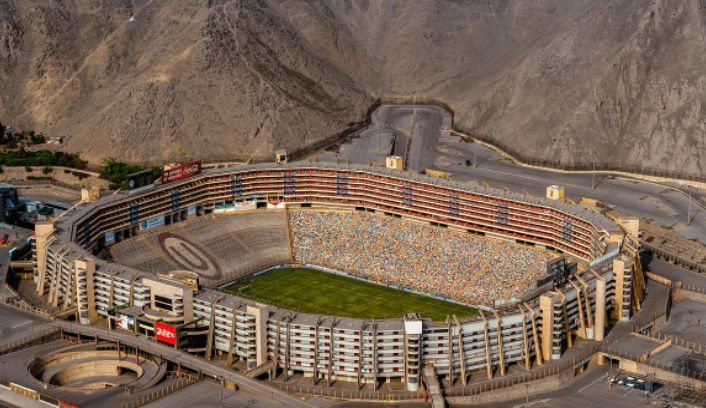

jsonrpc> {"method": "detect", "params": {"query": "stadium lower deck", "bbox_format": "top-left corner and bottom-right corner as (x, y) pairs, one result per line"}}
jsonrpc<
(107, 209), (554, 307)
(33, 163), (640, 390)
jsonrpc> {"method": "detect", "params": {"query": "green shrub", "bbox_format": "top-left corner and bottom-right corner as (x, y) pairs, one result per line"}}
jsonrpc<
(26, 176), (48, 181)
(24, 165), (31, 172)
(42, 165), (52, 174)
(100, 159), (142, 184)
(151, 166), (162, 181)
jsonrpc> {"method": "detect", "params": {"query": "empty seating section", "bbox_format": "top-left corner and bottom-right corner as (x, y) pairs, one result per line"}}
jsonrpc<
(288, 210), (555, 306)
(214, 212), (290, 263)
(109, 225), (182, 275)
(109, 212), (290, 287)
(179, 216), (260, 279)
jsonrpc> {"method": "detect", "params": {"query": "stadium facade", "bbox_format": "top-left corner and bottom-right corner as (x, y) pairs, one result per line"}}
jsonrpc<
(32, 163), (644, 391)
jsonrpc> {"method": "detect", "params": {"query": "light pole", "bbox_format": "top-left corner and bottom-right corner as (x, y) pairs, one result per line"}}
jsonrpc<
(687, 190), (692, 226)
(591, 152), (597, 190)
(524, 383), (533, 406)
(412, 91), (416, 129)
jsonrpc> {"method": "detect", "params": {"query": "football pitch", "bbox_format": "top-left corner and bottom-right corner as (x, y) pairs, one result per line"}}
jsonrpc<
(223, 268), (478, 321)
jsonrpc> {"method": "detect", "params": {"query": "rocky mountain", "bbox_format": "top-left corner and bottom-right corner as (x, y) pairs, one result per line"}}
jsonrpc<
(1, 0), (705, 174)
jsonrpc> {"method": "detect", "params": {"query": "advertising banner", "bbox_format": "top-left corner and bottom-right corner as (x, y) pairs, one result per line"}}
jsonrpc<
(267, 199), (284, 209)
(214, 202), (235, 214)
(105, 231), (115, 244)
(114, 314), (135, 333)
(162, 162), (202, 185)
(156, 322), (176, 345)
(188, 205), (197, 215)
(139, 215), (164, 231)
(234, 200), (256, 211)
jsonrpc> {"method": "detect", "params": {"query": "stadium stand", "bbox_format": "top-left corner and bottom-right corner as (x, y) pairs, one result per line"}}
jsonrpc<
(110, 212), (290, 286)
(214, 211), (290, 262)
(289, 210), (556, 306)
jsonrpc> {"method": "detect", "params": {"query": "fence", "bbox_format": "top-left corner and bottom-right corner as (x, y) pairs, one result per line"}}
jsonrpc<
(631, 308), (668, 336)
(0, 377), (63, 406)
(641, 242), (706, 274)
(8, 179), (86, 192)
(0, 328), (60, 357)
(681, 285), (706, 295)
(446, 346), (601, 397)
(0, 296), (53, 318)
(271, 381), (422, 401)
(117, 375), (200, 408)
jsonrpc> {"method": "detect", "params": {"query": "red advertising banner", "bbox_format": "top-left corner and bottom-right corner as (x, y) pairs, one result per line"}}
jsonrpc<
(156, 322), (176, 345)
(161, 162), (202, 185)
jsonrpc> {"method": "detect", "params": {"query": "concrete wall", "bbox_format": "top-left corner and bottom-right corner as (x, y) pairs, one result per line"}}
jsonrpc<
(447, 364), (578, 405)
(49, 360), (144, 386)
(0, 166), (109, 189)
(673, 287), (706, 304)
(17, 184), (82, 200)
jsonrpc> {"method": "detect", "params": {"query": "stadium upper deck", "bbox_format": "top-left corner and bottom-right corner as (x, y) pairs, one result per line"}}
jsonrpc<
(32, 163), (640, 392)
(54, 163), (620, 265)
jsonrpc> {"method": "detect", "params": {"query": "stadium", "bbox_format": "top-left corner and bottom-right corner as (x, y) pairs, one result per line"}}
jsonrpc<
(32, 162), (643, 391)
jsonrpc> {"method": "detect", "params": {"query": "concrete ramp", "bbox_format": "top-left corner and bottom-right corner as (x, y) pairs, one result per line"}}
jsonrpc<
(245, 361), (275, 378)
(423, 365), (445, 408)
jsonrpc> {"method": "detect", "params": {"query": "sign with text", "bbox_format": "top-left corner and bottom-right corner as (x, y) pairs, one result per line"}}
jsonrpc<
(162, 162), (202, 185)
(139, 215), (164, 231)
(156, 322), (176, 345)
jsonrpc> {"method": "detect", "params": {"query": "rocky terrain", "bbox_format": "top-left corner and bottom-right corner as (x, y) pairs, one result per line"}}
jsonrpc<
(1, 0), (705, 174)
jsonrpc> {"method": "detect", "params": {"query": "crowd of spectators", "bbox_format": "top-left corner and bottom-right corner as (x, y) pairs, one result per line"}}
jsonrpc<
(289, 210), (554, 306)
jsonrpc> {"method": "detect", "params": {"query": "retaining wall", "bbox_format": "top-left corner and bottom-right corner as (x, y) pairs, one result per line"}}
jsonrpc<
(0, 166), (109, 189)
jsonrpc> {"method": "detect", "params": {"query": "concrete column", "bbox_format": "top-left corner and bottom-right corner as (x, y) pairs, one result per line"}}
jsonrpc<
(313, 318), (320, 384)
(492, 310), (506, 377)
(594, 275), (607, 341)
(569, 280), (586, 338)
(479, 311), (493, 379)
(555, 289), (572, 348)
(34, 222), (55, 295)
(447, 319), (454, 385)
(206, 294), (222, 360)
(576, 275), (594, 327)
(227, 300), (243, 366)
(372, 320), (378, 391)
(453, 315), (466, 385)
(518, 305), (531, 370)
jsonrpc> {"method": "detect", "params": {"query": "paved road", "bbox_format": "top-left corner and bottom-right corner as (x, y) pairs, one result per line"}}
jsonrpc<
(143, 380), (284, 408)
(318, 105), (706, 245)
(52, 321), (317, 408)
(0, 304), (49, 348)
(455, 366), (656, 408)
(642, 256), (706, 289)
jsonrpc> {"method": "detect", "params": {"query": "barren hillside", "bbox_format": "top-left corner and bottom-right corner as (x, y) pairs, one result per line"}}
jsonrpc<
(1, 0), (705, 174)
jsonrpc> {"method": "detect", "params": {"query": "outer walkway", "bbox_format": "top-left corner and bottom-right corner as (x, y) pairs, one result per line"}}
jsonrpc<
(51, 321), (316, 408)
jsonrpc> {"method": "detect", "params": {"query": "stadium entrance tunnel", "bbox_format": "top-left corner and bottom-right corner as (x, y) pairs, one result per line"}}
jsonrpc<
(28, 343), (163, 391)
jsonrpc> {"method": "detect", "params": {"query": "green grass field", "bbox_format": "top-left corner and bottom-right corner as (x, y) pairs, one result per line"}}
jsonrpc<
(223, 268), (478, 321)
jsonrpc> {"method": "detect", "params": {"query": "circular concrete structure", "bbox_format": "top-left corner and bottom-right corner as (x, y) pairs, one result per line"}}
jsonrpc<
(29, 345), (161, 391)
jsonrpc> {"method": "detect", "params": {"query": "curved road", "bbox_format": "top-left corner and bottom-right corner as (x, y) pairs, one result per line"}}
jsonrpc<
(315, 105), (706, 246)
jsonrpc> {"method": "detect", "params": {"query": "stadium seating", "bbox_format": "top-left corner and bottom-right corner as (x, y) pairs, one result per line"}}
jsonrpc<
(109, 212), (290, 287)
(289, 210), (555, 306)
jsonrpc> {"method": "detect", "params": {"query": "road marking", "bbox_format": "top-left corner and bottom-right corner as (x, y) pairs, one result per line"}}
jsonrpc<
(12, 321), (32, 329)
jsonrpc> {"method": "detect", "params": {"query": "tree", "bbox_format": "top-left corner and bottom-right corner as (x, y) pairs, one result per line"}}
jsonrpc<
(35, 150), (57, 166)
(151, 166), (162, 181)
